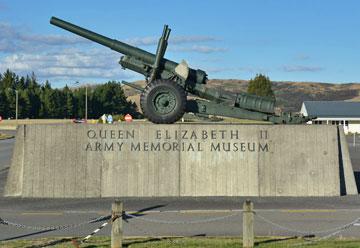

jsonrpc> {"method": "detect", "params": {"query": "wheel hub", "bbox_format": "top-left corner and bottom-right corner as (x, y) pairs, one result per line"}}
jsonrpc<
(153, 91), (176, 114)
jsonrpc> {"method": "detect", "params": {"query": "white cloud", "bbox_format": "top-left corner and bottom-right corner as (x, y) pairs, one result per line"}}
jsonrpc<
(125, 35), (219, 46)
(294, 54), (311, 60)
(19, 33), (88, 46)
(171, 36), (219, 44)
(199, 66), (268, 74)
(1, 21), (226, 55)
(0, 48), (137, 82)
(124, 36), (158, 46)
(0, 21), (226, 84)
(282, 65), (324, 72)
(170, 45), (227, 54)
(0, 22), (88, 53)
(204, 67), (231, 73)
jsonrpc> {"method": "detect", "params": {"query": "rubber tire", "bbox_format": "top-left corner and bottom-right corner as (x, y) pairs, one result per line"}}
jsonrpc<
(140, 79), (186, 124)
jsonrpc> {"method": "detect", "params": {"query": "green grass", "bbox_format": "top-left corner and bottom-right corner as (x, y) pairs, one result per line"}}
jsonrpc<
(1, 236), (360, 248)
(0, 132), (14, 140)
(0, 119), (73, 126)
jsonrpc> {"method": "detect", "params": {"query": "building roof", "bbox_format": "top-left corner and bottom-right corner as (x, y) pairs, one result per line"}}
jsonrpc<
(302, 101), (360, 118)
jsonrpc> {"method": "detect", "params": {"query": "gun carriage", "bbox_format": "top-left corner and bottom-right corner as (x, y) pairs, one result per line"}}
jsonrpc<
(50, 17), (310, 124)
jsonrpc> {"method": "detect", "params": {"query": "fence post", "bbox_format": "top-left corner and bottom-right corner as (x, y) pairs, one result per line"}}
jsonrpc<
(354, 133), (356, 147)
(243, 200), (254, 248)
(111, 200), (123, 248)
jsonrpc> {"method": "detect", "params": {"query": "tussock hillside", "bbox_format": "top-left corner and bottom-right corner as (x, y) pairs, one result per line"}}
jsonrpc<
(122, 79), (360, 112)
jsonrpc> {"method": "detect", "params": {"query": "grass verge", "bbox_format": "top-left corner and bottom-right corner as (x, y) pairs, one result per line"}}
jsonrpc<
(1, 236), (360, 248)
(0, 132), (14, 140)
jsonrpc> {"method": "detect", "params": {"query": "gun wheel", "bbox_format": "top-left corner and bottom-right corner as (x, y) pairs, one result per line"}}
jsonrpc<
(140, 79), (186, 124)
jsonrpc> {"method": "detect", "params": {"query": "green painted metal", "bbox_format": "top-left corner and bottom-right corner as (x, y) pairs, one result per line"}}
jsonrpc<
(150, 25), (171, 82)
(235, 93), (275, 114)
(50, 16), (312, 124)
(50, 17), (207, 86)
(186, 99), (306, 124)
(152, 90), (177, 114)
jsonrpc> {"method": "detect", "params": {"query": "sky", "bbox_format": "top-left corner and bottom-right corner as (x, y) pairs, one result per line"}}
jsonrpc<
(0, 0), (359, 87)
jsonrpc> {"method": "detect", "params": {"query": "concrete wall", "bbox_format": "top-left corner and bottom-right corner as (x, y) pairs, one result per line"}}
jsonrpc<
(4, 123), (357, 197)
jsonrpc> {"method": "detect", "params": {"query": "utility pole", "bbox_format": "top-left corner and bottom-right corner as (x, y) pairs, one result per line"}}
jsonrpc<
(15, 90), (18, 120)
(85, 85), (88, 121)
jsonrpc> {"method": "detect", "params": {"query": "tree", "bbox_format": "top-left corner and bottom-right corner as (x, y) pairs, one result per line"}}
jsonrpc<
(0, 70), (140, 119)
(26, 76), (41, 118)
(63, 85), (74, 118)
(73, 87), (86, 118)
(47, 89), (65, 118)
(1, 69), (17, 90)
(4, 88), (17, 118)
(247, 74), (275, 98)
(0, 90), (9, 117)
(39, 81), (53, 118)
(18, 90), (31, 119)
(90, 81), (137, 118)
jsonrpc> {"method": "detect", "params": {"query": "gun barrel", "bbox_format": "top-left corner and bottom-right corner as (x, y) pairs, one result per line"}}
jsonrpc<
(50, 17), (177, 70)
(50, 17), (207, 84)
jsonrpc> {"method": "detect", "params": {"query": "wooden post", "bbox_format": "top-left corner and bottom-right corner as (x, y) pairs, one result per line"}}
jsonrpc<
(111, 200), (123, 248)
(354, 133), (356, 147)
(243, 200), (254, 248)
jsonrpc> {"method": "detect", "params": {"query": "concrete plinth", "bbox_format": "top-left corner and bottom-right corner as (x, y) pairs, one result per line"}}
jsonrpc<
(4, 123), (357, 197)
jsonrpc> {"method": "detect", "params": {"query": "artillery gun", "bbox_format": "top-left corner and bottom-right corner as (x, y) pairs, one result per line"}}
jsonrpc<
(50, 17), (310, 124)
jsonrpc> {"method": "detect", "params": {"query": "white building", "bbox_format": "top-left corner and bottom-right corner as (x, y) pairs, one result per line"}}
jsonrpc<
(300, 101), (360, 134)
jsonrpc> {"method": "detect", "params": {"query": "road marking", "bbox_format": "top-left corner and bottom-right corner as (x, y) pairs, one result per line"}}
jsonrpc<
(179, 209), (241, 214)
(127, 209), (341, 214)
(21, 212), (63, 216)
(280, 209), (337, 213)
(0, 208), (355, 216)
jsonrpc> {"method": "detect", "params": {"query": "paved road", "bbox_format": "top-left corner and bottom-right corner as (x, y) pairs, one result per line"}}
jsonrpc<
(0, 130), (360, 241)
(348, 133), (360, 170)
(0, 130), (15, 196)
(1, 197), (360, 240)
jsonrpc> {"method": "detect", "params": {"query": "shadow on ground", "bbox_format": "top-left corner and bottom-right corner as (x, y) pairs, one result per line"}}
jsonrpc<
(354, 172), (360, 193)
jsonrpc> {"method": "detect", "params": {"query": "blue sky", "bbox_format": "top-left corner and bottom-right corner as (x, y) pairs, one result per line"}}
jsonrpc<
(0, 0), (359, 87)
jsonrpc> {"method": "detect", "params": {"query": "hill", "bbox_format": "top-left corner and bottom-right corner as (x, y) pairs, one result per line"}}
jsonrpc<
(123, 80), (360, 112)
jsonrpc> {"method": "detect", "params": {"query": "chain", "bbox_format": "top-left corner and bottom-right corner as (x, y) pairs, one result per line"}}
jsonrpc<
(291, 220), (358, 247)
(124, 211), (240, 224)
(0, 215), (111, 231)
(125, 211), (240, 247)
(126, 216), (186, 247)
(255, 213), (360, 235)
(81, 214), (121, 243)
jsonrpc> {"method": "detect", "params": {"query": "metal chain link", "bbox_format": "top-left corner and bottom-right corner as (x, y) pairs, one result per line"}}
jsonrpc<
(126, 215), (187, 247)
(255, 212), (360, 235)
(124, 211), (240, 224)
(0, 214), (111, 231)
(291, 220), (358, 247)
(80, 214), (121, 243)
(312, 218), (358, 242)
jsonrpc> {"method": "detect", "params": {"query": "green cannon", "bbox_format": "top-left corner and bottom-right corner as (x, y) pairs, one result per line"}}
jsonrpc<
(50, 17), (311, 124)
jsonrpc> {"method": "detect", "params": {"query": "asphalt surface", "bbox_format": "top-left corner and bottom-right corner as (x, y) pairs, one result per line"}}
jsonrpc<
(0, 130), (15, 196)
(348, 134), (360, 171)
(0, 130), (360, 241)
